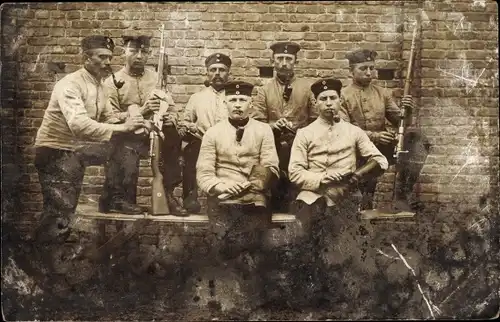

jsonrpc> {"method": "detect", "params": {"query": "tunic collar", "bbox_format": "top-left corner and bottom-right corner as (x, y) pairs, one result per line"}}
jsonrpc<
(351, 81), (372, 91)
(275, 74), (296, 85)
(81, 67), (103, 85)
(210, 86), (225, 95)
(317, 116), (342, 128)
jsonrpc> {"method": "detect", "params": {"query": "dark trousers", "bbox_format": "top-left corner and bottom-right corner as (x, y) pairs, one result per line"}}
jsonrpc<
(181, 135), (202, 200)
(34, 143), (113, 243)
(207, 201), (272, 261)
(358, 129), (430, 209)
(270, 132), (297, 213)
(288, 196), (360, 307)
(102, 125), (183, 205)
(201, 200), (271, 302)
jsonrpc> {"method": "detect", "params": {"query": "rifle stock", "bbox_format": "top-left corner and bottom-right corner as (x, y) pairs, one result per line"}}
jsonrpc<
(149, 24), (170, 215)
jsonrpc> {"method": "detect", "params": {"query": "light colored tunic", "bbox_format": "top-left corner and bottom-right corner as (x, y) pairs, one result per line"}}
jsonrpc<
(182, 86), (228, 135)
(103, 67), (158, 120)
(35, 68), (121, 151)
(339, 83), (401, 141)
(251, 76), (317, 130)
(196, 119), (279, 207)
(289, 118), (388, 206)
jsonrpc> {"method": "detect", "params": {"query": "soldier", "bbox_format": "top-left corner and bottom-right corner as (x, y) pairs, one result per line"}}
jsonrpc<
(196, 80), (279, 301)
(251, 41), (317, 214)
(99, 35), (185, 215)
(340, 48), (427, 211)
(287, 78), (388, 306)
(177, 53), (233, 213)
(33, 35), (144, 243)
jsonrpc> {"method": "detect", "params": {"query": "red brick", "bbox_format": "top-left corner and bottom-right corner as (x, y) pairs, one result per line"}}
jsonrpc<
(252, 23), (281, 32)
(57, 3), (83, 10)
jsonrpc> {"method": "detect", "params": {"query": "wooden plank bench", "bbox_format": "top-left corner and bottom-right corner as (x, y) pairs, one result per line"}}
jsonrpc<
(76, 202), (297, 223)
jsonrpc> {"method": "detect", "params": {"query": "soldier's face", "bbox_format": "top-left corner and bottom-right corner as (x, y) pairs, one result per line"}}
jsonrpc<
(85, 48), (113, 78)
(124, 45), (151, 69)
(316, 90), (341, 121)
(351, 61), (376, 86)
(207, 63), (229, 89)
(272, 53), (297, 74)
(226, 95), (251, 120)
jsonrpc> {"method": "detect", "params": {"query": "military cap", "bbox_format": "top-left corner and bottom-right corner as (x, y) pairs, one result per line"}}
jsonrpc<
(224, 81), (254, 96)
(122, 35), (151, 49)
(81, 35), (114, 52)
(270, 41), (301, 55)
(205, 53), (232, 68)
(310, 78), (343, 98)
(345, 48), (378, 65)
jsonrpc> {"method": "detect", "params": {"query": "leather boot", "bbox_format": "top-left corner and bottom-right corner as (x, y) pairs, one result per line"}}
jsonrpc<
(110, 200), (143, 215)
(166, 192), (188, 216)
(183, 189), (201, 213)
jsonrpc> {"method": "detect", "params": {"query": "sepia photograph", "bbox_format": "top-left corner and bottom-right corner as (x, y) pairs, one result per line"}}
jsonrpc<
(1, 1), (499, 320)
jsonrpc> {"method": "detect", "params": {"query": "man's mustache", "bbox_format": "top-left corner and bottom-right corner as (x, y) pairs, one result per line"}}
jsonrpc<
(211, 76), (224, 82)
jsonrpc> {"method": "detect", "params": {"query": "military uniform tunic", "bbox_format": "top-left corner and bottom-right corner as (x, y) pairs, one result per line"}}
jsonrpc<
(35, 68), (120, 151)
(289, 118), (388, 207)
(339, 82), (401, 142)
(182, 86), (228, 135)
(251, 76), (317, 130)
(196, 118), (279, 208)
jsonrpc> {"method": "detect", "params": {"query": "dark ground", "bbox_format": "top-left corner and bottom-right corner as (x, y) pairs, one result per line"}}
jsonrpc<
(2, 199), (499, 321)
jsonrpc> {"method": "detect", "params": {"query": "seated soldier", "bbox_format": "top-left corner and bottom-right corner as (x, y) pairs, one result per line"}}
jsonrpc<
(251, 42), (317, 214)
(340, 48), (429, 211)
(196, 81), (279, 287)
(177, 53), (233, 213)
(99, 35), (184, 215)
(287, 78), (389, 306)
(289, 78), (389, 213)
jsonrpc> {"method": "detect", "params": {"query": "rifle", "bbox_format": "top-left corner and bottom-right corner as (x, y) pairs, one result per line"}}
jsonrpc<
(149, 24), (171, 215)
(391, 9), (421, 202)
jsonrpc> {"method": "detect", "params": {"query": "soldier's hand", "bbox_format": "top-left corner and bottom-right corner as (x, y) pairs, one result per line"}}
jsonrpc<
(143, 120), (154, 134)
(347, 173), (361, 186)
(162, 113), (177, 127)
(274, 118), (289, 130)
(124, 115), (145, 132)
(377, 131), (396, 145)
(401, 95), (414, 111)
(142, 97), (161, 115)
(226, 182), (248, 196)
(325, 171), (344, 182)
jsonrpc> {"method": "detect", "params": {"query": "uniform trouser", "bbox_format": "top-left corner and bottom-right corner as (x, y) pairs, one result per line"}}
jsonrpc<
(358, 129), (430, 209)
(289, 195), (360, 307)
(181, 136), (202, 200)
(202, 200), (272, 299)
(34, 142), (115, 244)
(270, 132), (298, 213)
(101, 125), (183, 205)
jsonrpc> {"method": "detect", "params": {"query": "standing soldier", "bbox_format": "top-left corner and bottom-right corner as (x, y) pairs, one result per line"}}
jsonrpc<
(33, 35), (144, 243)
(99, 35), (185, 215)
(340, 48), (426, 211)
(177, 53), (233, 213)
(196, 80), (279, 302)
(251, 41), (317, 214)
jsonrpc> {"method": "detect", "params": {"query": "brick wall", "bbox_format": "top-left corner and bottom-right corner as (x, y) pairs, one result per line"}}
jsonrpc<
(1, 1), (498, 234)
